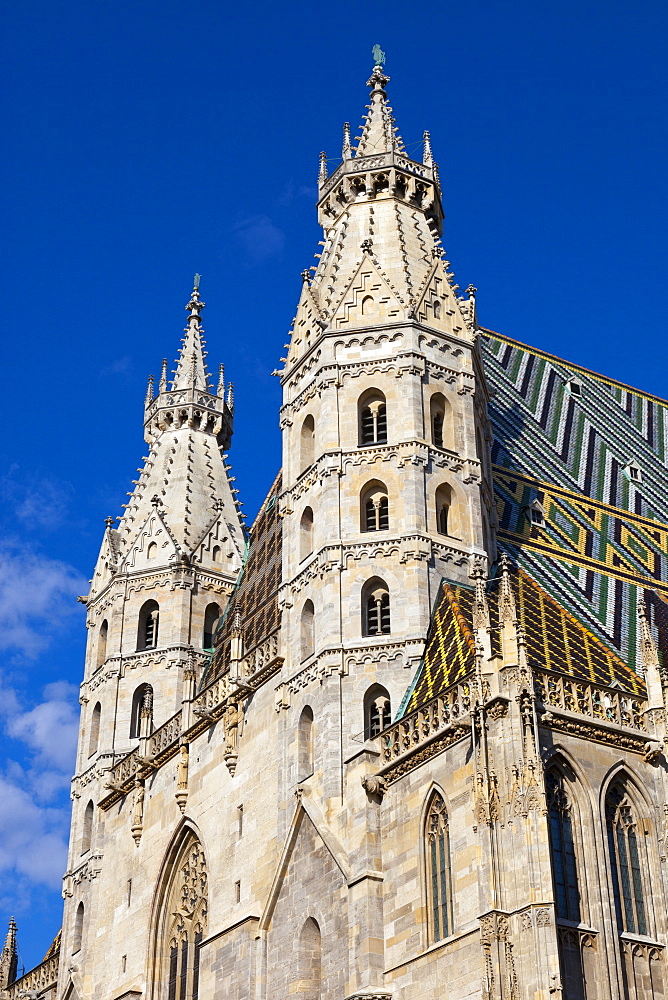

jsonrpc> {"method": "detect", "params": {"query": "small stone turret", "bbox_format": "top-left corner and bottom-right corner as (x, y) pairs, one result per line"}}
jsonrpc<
(0, 917), (18, 990)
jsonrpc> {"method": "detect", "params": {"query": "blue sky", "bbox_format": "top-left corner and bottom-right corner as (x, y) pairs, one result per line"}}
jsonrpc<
(1, 0), (667, 971)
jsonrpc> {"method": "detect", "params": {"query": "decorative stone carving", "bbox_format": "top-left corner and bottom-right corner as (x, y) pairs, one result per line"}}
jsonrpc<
(223, 700), (242, 776)
(130, 779), (144, 846)
(643, 739), (664, 763)
(175, 743), (189, 813)
(361, 774), (387, 800)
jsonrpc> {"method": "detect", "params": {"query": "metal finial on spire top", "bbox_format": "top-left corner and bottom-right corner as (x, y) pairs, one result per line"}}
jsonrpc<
(372, 44), (386, 67)
(193, 273), (201, 290)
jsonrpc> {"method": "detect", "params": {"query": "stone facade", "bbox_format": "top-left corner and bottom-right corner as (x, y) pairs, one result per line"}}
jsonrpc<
(4, 55), (668, 1000)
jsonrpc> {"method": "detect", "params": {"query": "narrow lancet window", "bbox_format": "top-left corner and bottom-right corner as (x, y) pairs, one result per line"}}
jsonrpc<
(362, 579), (391, 636)
(364, 685), (391, 739)
(546, 769), (581, 922)
(359, 390), (387, 446)
(425, 792), (452, 942)
(606, 783), (648, 935)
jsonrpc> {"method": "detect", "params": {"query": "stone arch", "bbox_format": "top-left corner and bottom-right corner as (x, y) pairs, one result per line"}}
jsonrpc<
(298, 705), (314, 781)
(88, 702), (101, 757)
(73, 902), (84, 954)
(428, 391), (454, 451)
(203, 602), (221, 651)
(137, 599), (159, 651)
(301, 600), (315, 661)
(295, 917), (322, 999)
(363, 683), (391, 739)
(360, 479), (389, 532)
(300, 415), (315, 473)
(81, 800), (94, 855)
(148, 825), (209, 1000)
(357, 387), (387, 446)
(300, 506), (314, 561)
(361, 577), (391, 636)
(130, 683), (153, 740)
(427, 476), (467, 542)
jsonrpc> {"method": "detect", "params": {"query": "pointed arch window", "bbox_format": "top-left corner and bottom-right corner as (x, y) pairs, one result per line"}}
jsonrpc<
(73, 902), (84, 954)
(96, 619), (108, 670)
(430, 393), (448, 449)
(301, 600), (315, 661)
(81, 800), (94, 855)
(425, 792), (453, 943)
(361, 482), (389, 532)
(158, 835), (208, 1000)
(435, 484), (452, 536)
(364, 684), (391, 739)
(298, 705), (314, 781)
(130, 683), (153, 740)
(298, 918), (321, 998)
(546, 769), (581, 922)
(300, 507), (314, 561)
(138, 600), (159, 651)
(88, 702), (101, 757)
(606, 783), (648, 935)
(362, 578), (391, 636)
(203, 603), (221, 651)
(358, 390), (387, 446)
(300, 415), (315, 473)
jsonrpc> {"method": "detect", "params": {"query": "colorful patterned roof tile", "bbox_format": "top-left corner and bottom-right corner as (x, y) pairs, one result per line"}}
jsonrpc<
(402, 564), (645, 715)
(206, 471), (282, 682)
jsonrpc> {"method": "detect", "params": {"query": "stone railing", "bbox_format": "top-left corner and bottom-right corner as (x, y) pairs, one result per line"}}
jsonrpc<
(7, 952), (59, 999)
(149, 712), (182, 759)
(241, 629), (281, 679)
(192, 674), (232, 716)
(109, 747), (140, 786)
(380, 678), (475, 767)
(533, 670), (648, 732)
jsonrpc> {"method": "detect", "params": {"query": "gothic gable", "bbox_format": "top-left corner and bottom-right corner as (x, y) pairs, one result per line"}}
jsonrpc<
(330, 255), (405, 330)
(120, 511), (178, 572)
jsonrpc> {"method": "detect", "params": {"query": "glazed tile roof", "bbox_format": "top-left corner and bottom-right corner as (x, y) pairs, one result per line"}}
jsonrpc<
(402, 565), (646, 715)
(205, 471), (282, 683)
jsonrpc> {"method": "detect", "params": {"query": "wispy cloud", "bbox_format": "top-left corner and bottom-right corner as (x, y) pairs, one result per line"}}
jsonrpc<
(232, 214), (285, 265)
(101, 355), (133, 378)
(0, 680), (79, 893)
(0, 542), (87, 658)
(276, 180), (317, 207)
(0, 468), (74, 531)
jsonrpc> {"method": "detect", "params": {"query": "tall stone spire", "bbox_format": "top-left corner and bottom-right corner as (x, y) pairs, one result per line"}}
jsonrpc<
(283, 52), (476, 364)
(88, 278), (244, 601)
(0, 917), (18, 989)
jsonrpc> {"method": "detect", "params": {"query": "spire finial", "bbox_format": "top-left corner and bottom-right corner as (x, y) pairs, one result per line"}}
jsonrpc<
(342, 122), (352, 160)
(371, 44), (386, 67)
(423, 130), (433, 167)
(144, 374), (154, 407)
(357, 49), (403, 157)
(318, 151), (328, 185)
(227, 382), (234, 410)
(217, 363), (225, 397)
(159, 358), (168, 393)
(172, 278), (211, 391)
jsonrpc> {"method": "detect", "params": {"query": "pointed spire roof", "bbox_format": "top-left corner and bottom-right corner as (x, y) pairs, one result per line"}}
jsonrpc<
(172, 276), (211, 392)
(0, 917), (18, 989)
(355, 60), (405, 157)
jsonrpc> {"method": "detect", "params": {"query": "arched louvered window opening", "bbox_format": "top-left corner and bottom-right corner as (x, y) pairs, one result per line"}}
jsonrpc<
(425, 791), (453, 943)
(73, 902), (84, 954)
(130, 683), (154, 740)
(546, 769), (581, 922)
(88, 702), (101, 758)
(81, 800), (94, 855)
(435, 484), (452, 537)
(203, 603), (221, 651)
(300, 507), (314, 562)
(160, 836), (208, 1000)
(137, 600), (159, 652)
(298, 706), (314, 781)
(96, 619), (108, 670)
(360, 481), (389, 532)
(297, 918), (322, 999)
(362, 578), (391, 637)
(301, 600), (315, 661)
(364, 684), (391, 739)
(300, 415), (315, 474)
(358, 389), (387, 447)
(606, 783), (648, 936)
(430, 393), (447, 449)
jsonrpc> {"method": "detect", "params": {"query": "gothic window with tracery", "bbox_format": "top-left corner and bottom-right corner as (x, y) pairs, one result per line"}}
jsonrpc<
(606, 783), (648, 936)
(425, 791), (452, 943)
(164, 837), (208, 1000)
(546, 769), (581, 922)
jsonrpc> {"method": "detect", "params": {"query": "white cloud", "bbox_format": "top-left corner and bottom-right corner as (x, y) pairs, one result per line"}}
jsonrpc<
(8, 682), (79, 773)
(0, 542), (86, 657)
(232, 214), (285, 264)
(0, 775), (68, 889)
(1, 468), (74, 530)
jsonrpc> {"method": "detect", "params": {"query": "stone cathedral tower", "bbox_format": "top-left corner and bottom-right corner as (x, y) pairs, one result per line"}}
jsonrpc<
(6, 55), (668, 1000)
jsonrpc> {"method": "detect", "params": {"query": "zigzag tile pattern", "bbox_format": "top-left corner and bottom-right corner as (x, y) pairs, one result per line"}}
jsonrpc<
(482, 331), (668, 668)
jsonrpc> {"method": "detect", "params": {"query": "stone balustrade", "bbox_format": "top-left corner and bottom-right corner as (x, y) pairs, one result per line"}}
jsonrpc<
(533, 669), (648, 732)
(6, 952), (59, 999)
